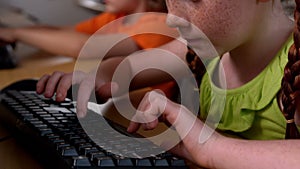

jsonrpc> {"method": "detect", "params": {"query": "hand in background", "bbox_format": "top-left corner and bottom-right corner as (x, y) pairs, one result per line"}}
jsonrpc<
(0, 28), (16, 43)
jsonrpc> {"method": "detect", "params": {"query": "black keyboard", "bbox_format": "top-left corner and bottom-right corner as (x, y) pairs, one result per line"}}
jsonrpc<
(0, 79), (188, 169)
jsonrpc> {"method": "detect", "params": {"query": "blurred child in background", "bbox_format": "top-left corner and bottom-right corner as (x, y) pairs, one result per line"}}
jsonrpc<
(0, 0), (178, 58)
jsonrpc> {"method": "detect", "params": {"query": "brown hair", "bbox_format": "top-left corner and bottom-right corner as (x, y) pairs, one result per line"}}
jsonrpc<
(279, 0), (300, 139)
(146, 0), (168, 13)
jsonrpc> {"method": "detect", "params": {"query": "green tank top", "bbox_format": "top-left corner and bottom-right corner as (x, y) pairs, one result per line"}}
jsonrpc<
(199, 37), (293, 140)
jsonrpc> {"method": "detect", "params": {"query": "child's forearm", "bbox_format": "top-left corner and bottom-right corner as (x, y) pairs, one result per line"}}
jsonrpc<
(13, 26), (88, 57)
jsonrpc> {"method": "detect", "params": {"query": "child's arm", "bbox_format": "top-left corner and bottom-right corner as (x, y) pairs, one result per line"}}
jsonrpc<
(37, 39), (188, 116)
(128, 91), (300, 169)
(0, 26), (89, 58)
(0, 26), (141, 59)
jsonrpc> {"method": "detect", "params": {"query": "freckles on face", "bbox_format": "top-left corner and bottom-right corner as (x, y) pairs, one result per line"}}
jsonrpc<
(168, 0), (246, 53)
(194, 1), (243, 45)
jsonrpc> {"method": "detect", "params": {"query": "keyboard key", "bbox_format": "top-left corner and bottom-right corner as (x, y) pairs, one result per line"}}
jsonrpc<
(136, 158), (153, 166)
(60, 146), (78, 157)
(94, 156), (115, 167)
(170, 157), (186, 166)
(115, 156), (135, 166)
(154, 157), (170, 166)
(72, 156), (91, 167)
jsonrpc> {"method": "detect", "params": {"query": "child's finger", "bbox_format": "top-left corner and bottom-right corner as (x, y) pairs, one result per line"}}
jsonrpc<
(43, 71), (65, 98)
(36, 74), (51, 94)
(128, 91), (167, 132)
(76, 74), (97, 118)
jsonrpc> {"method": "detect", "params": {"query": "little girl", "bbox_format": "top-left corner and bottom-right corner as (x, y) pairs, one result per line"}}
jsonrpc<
(37, 0), (300, 168)
(127, 0), (300, 168)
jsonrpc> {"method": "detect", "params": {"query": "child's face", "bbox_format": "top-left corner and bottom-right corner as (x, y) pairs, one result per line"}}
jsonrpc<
(104, 0), (141, 13)
(166, 0), (260, 57)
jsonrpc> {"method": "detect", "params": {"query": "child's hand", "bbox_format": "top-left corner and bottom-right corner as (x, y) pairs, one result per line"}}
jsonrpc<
(36, 71), (75, 101)
(127, 90), (197, 138)
(127, 90), (173, 133)
(127, 90), (216, 167)
(36, 70), (118, 118)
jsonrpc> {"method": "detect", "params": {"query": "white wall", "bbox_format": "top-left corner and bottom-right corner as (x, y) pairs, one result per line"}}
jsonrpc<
(0, 0), (98, 25)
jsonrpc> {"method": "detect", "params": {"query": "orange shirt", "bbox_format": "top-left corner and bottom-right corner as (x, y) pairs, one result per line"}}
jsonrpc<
(75, 12), (178, 49)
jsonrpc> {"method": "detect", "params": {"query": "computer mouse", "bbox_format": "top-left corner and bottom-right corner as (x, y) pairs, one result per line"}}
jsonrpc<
(0, 41), (18, 69)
